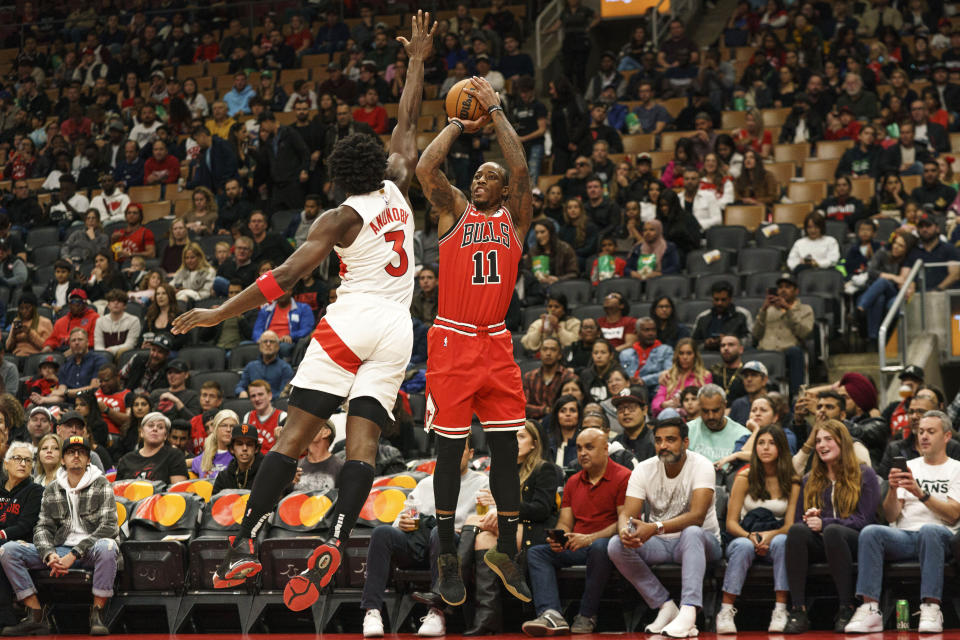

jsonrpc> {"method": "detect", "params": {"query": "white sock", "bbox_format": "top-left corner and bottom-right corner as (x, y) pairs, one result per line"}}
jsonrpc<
(774, 603), (787, 612)
(720, 603), (734, 612)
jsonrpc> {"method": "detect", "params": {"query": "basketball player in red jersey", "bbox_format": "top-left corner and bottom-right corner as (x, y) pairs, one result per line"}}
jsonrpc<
(416, 76), (534, 606)
(171, 12), (435, 611)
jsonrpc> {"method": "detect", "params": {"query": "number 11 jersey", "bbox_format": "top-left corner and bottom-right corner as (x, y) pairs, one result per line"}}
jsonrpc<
(437, 203), (523, 326)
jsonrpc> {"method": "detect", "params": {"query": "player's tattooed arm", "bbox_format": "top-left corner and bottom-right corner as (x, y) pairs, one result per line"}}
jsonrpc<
(416, 125), (468, 237)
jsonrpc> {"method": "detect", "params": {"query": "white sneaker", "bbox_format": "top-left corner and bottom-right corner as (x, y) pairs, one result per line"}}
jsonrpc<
(662, 605), (699, 638)
(418, 607), (446, 637)
(844, 603), (883, 633)
(768, 607), (788, 633)
(716, 607), (737, 634)
(919, 603), (943, 633)
(363, 609), (384, 638)
(645, 600), (680, 634)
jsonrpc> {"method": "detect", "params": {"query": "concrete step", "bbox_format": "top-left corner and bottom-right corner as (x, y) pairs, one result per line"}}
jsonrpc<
(828, 352), (882, 385)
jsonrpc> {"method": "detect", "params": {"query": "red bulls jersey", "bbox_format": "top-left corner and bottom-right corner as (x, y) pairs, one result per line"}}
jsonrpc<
(437, 204), (523, 326)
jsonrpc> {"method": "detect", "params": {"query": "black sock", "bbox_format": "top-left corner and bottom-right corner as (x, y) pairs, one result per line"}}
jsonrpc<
(237, 451), (299, 540)
(434, 435), (466, 555)
(487, 431), (521, 558)
(330, 460), (376, 543)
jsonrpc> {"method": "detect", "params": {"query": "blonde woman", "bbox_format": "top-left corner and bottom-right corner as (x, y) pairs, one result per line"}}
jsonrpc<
(171, 242), (217, 302)
(463, 421), (559, 635)
(32, 433), (62, 487)
(782, 420), (881, 633)
(182, 187), (218, 235)
(651, 337), (712, 415)
(190, 410), (240, 479)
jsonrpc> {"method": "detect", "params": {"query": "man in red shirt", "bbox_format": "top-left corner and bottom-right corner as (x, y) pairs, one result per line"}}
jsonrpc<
(241, 379), (287, 454)
(112, 204), (156, 262)
(42, 289), (98, 351)
(352, 87), (388, 134)
(596, 292), (637, 352)
(143, 140), (181, 185)
(522, 427), (631, 635)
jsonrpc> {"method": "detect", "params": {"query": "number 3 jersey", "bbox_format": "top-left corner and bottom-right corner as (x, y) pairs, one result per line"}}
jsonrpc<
(437, 203), (523, 326)
(337, 179), (415, 307)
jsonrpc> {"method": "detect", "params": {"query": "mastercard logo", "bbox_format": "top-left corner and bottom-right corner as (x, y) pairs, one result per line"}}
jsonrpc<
(169, 479), (214, 502)
(112, 480), (157, 501)
(211, 493), (250, 527)
(415, 460), (437, 474)
(134, 494), (189, 527)
(278, 492), (334, 527)
(359, 488), (408, 524)
(372, 474), (419, 489)
(105, 471), (117, 483)
(116, 501), (127, 527)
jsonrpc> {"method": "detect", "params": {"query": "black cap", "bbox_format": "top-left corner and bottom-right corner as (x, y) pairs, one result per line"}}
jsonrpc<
(776, 272), (798, 287)
(611, 385), (648, 407)
(899, 365), (924, 382)
(19, 291), (37, 306)
(231, 423), (259, 445)
(38, 354), (60, 370)
(147, 332), (173, 351)
(62, 435), (91, 454)
(59, 410), (85, 426)
(166, 359), (189, 373)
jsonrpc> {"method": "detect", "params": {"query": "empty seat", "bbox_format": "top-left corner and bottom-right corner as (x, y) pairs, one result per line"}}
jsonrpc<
(228, 343), (261, 369)
(644, 274), (691, 301)
(547, 279), (592, 307)
(595, 277), (643, 303)
(25, 226), (58, 248)
(723, 206), (765, 232)
(705, 226), (750, 253)
(30, 245), (60, 265)
(786, 181), (827, 203)
(756, 223), (799, 252)
(676, 300), (712, 326)
(571, 303), (604, 321)
(686, 249), (732, 276)
(736, 247), (783, 275)
(190, 371), (241, 398)
(176, 346), (226, 372)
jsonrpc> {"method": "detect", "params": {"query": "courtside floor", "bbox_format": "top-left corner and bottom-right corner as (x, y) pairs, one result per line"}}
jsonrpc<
(18, 633), (960, 639)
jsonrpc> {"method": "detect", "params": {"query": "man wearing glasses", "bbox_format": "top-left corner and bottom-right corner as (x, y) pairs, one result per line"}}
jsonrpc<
(877, 389), (960, 478)
(236, 331), (293, 398)
(0, 441), (43, 628)
(0, 435), (119, 636)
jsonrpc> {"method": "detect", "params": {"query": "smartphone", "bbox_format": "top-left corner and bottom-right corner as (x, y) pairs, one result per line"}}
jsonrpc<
(548, 529), (568, 544)
(892, 456), (908, 472)
(767, 287), (778, 296)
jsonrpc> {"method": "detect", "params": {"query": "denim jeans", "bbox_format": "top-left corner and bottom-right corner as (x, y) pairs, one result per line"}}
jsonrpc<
(526, 142), (545, 187)
(855, 523), (954, 602)
(784, 346), (805, 399)
(857, 278), (898, 340)
(360, 525), (427, 611)
(607, 526), (722, 608)
(722, 534), (788, 595)
(527, 537), (614, 617)
(618, 56), (642, 71)
(0, 539), (119, 599)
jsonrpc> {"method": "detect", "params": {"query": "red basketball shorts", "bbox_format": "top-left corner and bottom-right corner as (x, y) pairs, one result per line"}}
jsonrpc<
(424, 318), (526, 439)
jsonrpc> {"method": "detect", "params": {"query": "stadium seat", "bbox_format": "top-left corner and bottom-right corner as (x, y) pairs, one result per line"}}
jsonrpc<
(644, 274), (691, 301)
(850, 176), (875, 201)
(773, 202), (815, 226)
(229, 343), (262, 369)
(685, 249), (732, 276)
(705, 226), (749, 253)
(191, 371), (241, 397)
(694, 273), (741, 299)
(548, 279), (592, 307)
(761, 108), (791, 127)
(786, 181), (827, 203)
(30, 245), (60, 265)
(801, 159), (839, 182)
(744, 271), (784, 297)
(521, 305), (548, 328)
(765, 161), (796, 186)
(755, 222), (799, 253)
(815, 139), (854, 159)
(773, 143), (811, 166)
(723, 206), (764, 232)
(622, 134), (656, 155)
(571, 303), (604, 321)
(25, 226), (58, 248)
(595, 277), (643, 303)
(735, 247), (783, 275)
(876, 216), (899, 239)
(177, 346), (226, 372)
(676, 300), (712, 326)
(222, 398), (253, 415)
(660, 131), (694, 152)
(825, 219), (848, 243)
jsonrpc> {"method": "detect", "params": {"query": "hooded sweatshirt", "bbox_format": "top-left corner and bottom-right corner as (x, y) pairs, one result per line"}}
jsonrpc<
(58, 464), (103, 548)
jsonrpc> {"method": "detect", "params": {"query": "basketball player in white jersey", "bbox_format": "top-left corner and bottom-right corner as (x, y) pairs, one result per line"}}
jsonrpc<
(172, 12), (437, 611)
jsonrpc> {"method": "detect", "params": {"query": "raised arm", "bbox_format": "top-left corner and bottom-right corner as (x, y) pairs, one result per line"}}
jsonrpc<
(465, 76), (533, 238)
(386, 10), (436, 196)
(416, 123), (470, 237)
(171, 206), (362, 334)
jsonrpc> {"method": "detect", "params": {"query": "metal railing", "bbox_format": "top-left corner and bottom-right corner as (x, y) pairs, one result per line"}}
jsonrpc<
(878, 259), (926, 378)
(534, 0), (564, 72)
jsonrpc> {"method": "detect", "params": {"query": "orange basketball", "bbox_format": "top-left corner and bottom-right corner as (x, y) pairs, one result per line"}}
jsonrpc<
(445, 78), (486, 122)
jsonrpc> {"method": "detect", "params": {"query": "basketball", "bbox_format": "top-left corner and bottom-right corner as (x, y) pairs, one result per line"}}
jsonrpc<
(445, 78), (487, 122)
(284, 574), (320, 612)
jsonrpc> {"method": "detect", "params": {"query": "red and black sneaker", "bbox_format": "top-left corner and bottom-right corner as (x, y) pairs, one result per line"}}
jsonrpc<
(212, 536), (261, 588)
(282, 539), (342, 611)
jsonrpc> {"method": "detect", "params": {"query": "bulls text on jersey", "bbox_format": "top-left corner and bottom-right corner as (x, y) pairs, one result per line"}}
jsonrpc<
(459, 219), (512, 249)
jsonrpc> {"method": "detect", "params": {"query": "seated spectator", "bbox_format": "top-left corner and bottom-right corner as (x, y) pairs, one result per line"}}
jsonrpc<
(111, 204), (156, 263)
(579, 339), (625, 403)
(880, 121), (929, 177)
(681, 167), (723, 231)
(908, 99), (949, 153)
(649, 296), (690, 348)
(205, 101), (236, 141)
(779, 93), (824, 144)
(578, 103), (623, 157)
(836, 72), (880, 121)
(734, 149), (779, 209)
(143, 284), (184, 348)
(880, 390), (960, 477)
(187, 381), (225, 455)
(59, 328), (105, 402)
(42, 289), (98, 352)
(212, 423), (262, 492)
(30, 434), (60, 489)
(734, 108), (773, 158)
(912, 160), (957, 214)
(729, 360), (771, 425)
(62, 209), (109, 263)
(620, 317), (673, 392)
(523, 337), (577, 421)
(187, 126), (240, 193)
(223, 72), (255, 117)
(522, 295), (580, 353)
(821, 175), (868, 232)
(47, 173), (89, 233)
(909, 214), (959, 291)
(151, 359), (201, 422)
(91, 363), (132, 446)
(0, 440), (43, 627)
(0, 435), (118, 636)
(782, 420), (881, 633)
(717, 425), (800, 633)
(529, 221), (579, 285)
(754, 274), (814, 396)
(0, 239), (27, 296)
(880, 366), (925, 437)
(361, 436), (487, 637)
(564, 319), (599, 371)
(840, 372), (892, 466)
(24, 355), (66, 409)
(411, 265), (438, 327)
(248, 210), (293, 266)
(252, 294), (314, 358)
(787, 211), (841, 273)
(240, 379), (288, 454)
(692, 282), (752, 350)
(182, 187), (218, 236)
(170, 242), (216, 302)
(84, 249), (129, 302)
(589, 236), (627, 284)
(121, 333), (173, 394)
(699, 153), (735, 208)
(686, 384), (750, 464)
(651, 338), (712, 416)
(660, 138), (699, 189)
(631, 82), (672, 135)
(293, 422), (343, 492)
(558, 198), (598, 270)
(597, 370), (631, 433)
(167, 420), (192, 456)
(836, 125), (881, 179)
(143, 140), (179, 185)
(129, 104), (162, 149)
(6, 292), (52, 357)
(352, 87), (388, 135)
(584, 177), (621, 235)
(191, 409), (240, 480)
(522, 427), (629, 635)
(656, 190), (702, 260)
(547, 395), (583, 468)
(610, 386), (655, 460)
(597, 292), (637, 353)
(115, 412), (189, 483)
(608, 416), (721, 638)
(712, 335), (746, 404)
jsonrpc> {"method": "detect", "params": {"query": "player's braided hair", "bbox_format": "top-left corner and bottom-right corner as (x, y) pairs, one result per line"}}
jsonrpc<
(329, 133), (388, 196)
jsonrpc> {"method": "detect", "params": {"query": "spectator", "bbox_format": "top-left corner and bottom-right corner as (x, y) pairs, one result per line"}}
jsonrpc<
(620, 317), (673, 392)
(30, 433), (60, 488)
(17, 407), (53, 448)
(205, 101), (236, 141)
(191, 409), (239, 480)
(578, 102), (623, 156)
(522, 294), (580, 353)
(411, 265), (439, 327)
(558, 156), (593, 200)
(240, 379), (287, 454)
(215, 235), (257, 292)
(881, 390), (960, 476)
(222, 72), (255, 118)
(120, 333), (173, 394)
(92, 363), (132, 446)
(48, 173), (89, 232)
(717, 425), (800, 633)
(111, 204), (156, 262)
(565, 318), (599, 370)
(152, 359), (201, 422)
(559, 198), (598, 269)
(529, 221), (579, 285)
(651, 338), (712, 416)
(734, 149), (779, 209)
(680, 167), (722, 231)
(649, 296), (690, 348)
(838, 372), (891, 466)
(167, 421), (192, 456)
(608, 416), (720, 638)
(787, 211), (841, 273)
(880, 121), (929, 177)
(128, 104), (161, 149)
(0, 239), (26, 295)
(542, 0), (598, 90)
(734, 108), (773, 158)
(782, 420), (882, 633)
(631, 82), (672, 136)
(170, 243), (216, 303)
(143, 284), (183, 346)
(115, 412), (189, 483)
(608, 386), (654, 460)
(755, 274), (814, 394)
(510, 76), (548, 185)
(692, 282), (752, 350)
(352, 87), (388, 135)
(584, 176), (621, 233)
(712, 335), (747, 404)
(589, 236), (627, 284)
(251, 293), (314, 358)
(6, 292), (52, 357)
(779, 92), (824, 144)
(685, 383), (750, 465)
(24, 355), (66, 409)
(729, 360), (771, 425)
(836, 125), (881, 179)
(0, 440), (43, 627)
(656, 189), (702, 260)
(579, 339), (622, 403)
(700, 153), (735, 208)
(821, 175), (868, 232)
(62, 209), (109, 263)
(212, 423), (263, 492)
(499, 35), (534, 81)
(84, 250), (129, 302)
(59, 328), (105, 401)
(836, 73), (880, 121)
(255, 110), (311, 213)
(597, 292), (637, 352)
(42, 289), (98, 352)
(293, 422), (343, 493)
(113, 140), (145, 188)
(0, 435), (118, 636)
(188, 382), (224, 455)
(187, 126), (240, 193)
(909, 100), (950, 154)
(143, 140), (179, 185)
(548, 78), (588, 175)
(522, 427), (629, 635)
(523, 337), (577, 421)
(909, 214), (960, 291)
(913, 160), (957, 215)
(880, 366), (925, 437)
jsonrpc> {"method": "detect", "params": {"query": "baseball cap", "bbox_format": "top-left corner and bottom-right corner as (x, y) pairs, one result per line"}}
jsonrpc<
(62, 435), (91, 454)
(151, 70), (166, 80)
(108, 120), (125, 132)
(361, 60), (378, 71)
(29, 406), (53, 421)
(68, 288), (88, 301)
(838, 105), (855, 115)
(694, 111), (712, 122)
(532, 187), (543, 198)
(917, 213), (937, 226)
(230, 423), (259, 445)
(776, 272), (798, 287)
(260, 70), (273, 79)
(59, 410), (86, 426)
(147, 332), (174, 351)
(475, 54), (491, 63)
(742, 361), (769, 376)
(166, 359), (189, 373)
(636, 152), (653, 163)
(37, 355), (60, 370)
(899, 364), (924, 382)
(611, 385), (648, 407)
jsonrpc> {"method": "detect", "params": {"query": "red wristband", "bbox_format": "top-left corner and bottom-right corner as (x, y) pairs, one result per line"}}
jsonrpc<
(256, 270), (285, 302)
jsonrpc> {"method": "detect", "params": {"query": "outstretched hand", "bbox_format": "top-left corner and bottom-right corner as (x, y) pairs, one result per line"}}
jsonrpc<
(464, 76), (500, 112)
(171, 308), (222, 335)
(396, 10), (437, 60)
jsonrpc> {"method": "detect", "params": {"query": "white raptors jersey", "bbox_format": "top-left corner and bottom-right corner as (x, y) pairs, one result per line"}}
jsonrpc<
(337, 180), (415, 307)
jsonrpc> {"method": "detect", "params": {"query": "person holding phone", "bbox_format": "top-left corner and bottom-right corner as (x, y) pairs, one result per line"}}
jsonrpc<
(752, 273), (814, 399)
(845, 410), (960, 633)
(522, 428), (631, 636)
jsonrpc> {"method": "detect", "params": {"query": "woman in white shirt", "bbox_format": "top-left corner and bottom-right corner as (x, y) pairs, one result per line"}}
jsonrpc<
(182, 78), (209, 119)
(787, 211), (840, 272)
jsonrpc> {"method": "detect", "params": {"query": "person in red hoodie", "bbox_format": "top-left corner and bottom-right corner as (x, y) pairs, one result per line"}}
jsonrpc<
(143, 140), (181, 185)
(352, 87), (388, 134)
(42, 289), (98, 352)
